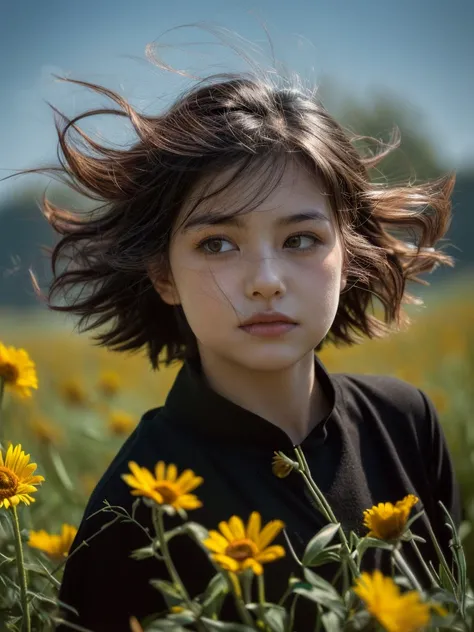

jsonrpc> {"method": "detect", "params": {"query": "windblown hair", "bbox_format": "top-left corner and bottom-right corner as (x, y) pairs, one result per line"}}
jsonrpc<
(19, 71), (455, 369)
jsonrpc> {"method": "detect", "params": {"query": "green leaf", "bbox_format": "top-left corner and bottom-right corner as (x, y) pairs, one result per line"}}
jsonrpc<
(302, 523), (341, 565)
(131, 525), (187, 560)
(292, 583), (346, 618)
(200, 619), (256, 631)
(356, 537), (392, 562)
(262, 606), (288, 632)
(345, 610), (371, 631)
(321, 610), (342, 632)
(303, 568), (341, 602)
(130, 545), (155, 560)
(201, 573), (229, 617)
(438, 563), (455, 593)
(166, 610), (197, 625)
(305, 548), (341, 568)
(183, 522), (210, 542)
(404, 509), (425, 532)
(149, 579), (184, 606)
(348, 531), (360, 549)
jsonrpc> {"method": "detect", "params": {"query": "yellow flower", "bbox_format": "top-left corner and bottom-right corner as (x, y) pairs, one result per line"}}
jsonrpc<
(0, 443), (45, 509)
(363, 494), (419, 540)
(28, 523), (77, 560)
(29, 415), (63, 446)
(59, 377), (88, 407)
(353, 570), (430, 632)
(97, 371), (121, 397)
(271, 452), (294, 479)
(108, 410), (136, 436)
(0, 342), (38, 398)
(121, 461), (203, 511)
(203, 511), (285, 575)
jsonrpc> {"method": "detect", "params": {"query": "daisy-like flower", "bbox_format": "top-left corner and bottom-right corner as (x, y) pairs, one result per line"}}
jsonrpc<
(59, 377), (88, 407)
(203, 511), (285, 575)
(0, 443), (45, 509)
(363, 494), (419, 541)
(0, 342), (38, 399)
(108, 410), (136, 436)
(97, 370), (121, 398)
(121, 461), (203, 511)
(29, 415), (64, 446)
(353, 570), (431, 632)
(271, 451), (296, 479)
(28, 523), (77, 560)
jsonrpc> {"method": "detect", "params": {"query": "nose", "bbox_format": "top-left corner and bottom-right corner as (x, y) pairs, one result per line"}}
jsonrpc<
(243, 253), (286, 300)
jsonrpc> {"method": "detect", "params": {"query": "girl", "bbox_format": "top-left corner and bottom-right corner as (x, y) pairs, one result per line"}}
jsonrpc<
(23, 66), (461, 631)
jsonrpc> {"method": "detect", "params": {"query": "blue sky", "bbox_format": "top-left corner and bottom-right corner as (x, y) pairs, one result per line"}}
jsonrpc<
(0, 0), (472, 200)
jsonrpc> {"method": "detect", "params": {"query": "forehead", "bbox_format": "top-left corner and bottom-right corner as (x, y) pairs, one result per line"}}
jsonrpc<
(177, 157), (332, 231)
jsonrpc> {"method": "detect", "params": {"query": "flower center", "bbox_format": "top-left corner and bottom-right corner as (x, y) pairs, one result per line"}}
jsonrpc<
(0, 363), (19, 383)
(154, 482), (179, 505)
(0, 467), (19, 500)
(225, 538), (259, 561)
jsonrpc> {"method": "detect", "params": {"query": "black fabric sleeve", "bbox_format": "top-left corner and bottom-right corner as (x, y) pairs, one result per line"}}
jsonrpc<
(418, 388), (463, 556)
(55, 496), (168, 632)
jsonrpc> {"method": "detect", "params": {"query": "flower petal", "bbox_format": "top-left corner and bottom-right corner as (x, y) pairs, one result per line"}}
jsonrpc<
(256, 545), (285, 562)
(212, 554), (240, 572)
(258, 520), (284, 550)
(166, 463), (178, 482)
(228, 516), (245, 540)
(246, 512), (261, 542)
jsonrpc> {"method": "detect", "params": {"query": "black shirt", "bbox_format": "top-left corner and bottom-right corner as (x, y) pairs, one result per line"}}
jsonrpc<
(56, 354), (462, 631)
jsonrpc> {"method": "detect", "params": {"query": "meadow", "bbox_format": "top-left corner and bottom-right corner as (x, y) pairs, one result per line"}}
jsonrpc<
(0, 274), (473, 629)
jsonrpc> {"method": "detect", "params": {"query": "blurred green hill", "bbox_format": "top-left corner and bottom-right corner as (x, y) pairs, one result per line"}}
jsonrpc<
(0, 90), (472, 308)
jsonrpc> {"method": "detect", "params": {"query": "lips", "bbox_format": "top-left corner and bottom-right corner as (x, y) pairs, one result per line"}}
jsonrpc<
(240, 313), (297, 327)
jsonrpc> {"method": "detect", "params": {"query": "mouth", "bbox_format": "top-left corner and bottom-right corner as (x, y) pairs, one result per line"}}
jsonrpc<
(239, 321), (298, 337)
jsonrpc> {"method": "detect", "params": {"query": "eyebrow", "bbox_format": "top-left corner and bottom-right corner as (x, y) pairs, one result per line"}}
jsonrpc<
(182, 209), (331, 233)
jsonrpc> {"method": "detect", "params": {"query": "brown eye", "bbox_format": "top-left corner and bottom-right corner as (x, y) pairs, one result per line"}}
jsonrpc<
(197, 237), (234, 255)
(285, 234), (318, 250)
(206, 239), (223, 253)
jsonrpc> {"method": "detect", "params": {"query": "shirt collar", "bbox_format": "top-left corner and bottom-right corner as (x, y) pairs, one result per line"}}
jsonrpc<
(162, 353), (337, 450)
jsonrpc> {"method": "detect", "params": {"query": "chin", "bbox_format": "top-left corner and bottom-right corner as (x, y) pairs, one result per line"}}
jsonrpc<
(230, 346), (310, 372)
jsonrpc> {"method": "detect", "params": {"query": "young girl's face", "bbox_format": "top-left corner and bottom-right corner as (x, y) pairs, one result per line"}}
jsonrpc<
(152, 160), (347, 371)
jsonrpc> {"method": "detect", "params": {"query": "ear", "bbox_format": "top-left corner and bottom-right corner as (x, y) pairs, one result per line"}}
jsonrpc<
(147, 265), (181, 306)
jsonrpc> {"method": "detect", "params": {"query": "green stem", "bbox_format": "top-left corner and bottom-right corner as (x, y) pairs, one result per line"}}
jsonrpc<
(424, 517), (458, 595)
(11, 505), (31, 632)
(257, 574), (267, 630)
(393, 547), (423, 592)
(152, 507), (204, 627)
(408, 534), (439, 588)
(294, 446), (359, 579)
(294, 449), (331, 522)
(287, 594), (300, 632)
(226, 573), (256, 627)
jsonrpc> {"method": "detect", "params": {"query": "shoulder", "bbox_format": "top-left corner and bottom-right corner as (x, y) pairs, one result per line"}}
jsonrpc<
(332, 371), (434, 436)
(334, 371), (428, 414)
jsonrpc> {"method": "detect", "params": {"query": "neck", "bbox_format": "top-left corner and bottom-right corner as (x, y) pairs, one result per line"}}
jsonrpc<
(197, 349), (326, 445)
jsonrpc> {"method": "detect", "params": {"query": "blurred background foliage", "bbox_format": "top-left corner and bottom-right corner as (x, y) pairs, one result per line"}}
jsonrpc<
(0, 74), (473, 625)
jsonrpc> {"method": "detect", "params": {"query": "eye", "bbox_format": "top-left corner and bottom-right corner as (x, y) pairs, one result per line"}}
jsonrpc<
(284, 234), (320, 250)
(197, 237), (235, 255)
